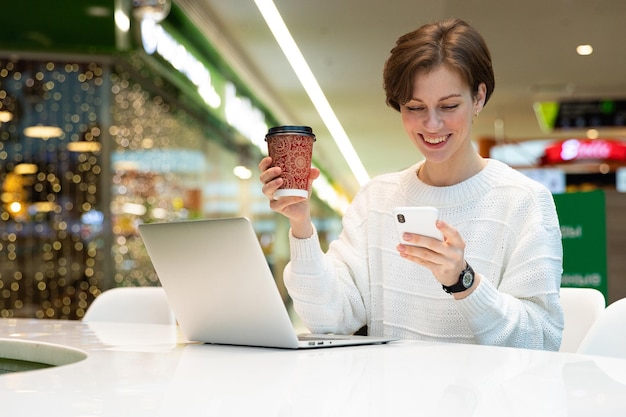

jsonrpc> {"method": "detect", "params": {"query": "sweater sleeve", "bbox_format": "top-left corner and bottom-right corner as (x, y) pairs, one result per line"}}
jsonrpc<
(283, 223), (368, 335)
(455, 190), (564, 351)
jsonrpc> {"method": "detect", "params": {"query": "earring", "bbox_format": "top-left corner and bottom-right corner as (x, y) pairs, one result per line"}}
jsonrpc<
(474, 111), (480, 117)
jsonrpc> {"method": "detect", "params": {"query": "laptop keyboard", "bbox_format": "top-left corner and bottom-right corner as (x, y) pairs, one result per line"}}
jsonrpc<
(297, 334), (351, 341)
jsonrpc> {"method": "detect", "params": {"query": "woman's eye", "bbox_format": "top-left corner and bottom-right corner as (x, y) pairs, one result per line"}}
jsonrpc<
(404, 104), (459, 112)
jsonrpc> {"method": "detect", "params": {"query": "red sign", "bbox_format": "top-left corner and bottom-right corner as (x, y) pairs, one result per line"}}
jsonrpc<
(542, 139), (626, 164)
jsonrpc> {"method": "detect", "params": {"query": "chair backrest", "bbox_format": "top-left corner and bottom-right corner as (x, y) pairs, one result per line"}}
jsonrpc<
(577, 297), (626, 358)
(82, 287), (176, 325)
(559, 287), (606, 353)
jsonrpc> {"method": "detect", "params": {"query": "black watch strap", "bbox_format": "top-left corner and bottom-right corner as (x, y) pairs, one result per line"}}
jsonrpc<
(442, 262), (475, 294)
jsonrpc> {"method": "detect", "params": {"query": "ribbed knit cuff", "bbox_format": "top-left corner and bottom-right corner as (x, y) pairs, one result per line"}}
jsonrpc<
(456, 274), (502, 320)
(288, 224), (326, 274)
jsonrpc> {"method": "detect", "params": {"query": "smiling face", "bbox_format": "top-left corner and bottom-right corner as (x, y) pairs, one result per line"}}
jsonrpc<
(400, 65), (486, 168)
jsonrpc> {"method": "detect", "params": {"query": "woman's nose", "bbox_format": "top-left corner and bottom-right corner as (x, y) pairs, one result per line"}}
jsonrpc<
(424, 110), (443, 130)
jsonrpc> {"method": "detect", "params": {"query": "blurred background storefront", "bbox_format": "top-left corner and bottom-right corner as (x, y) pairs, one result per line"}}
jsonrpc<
(0, 0), (341, 319)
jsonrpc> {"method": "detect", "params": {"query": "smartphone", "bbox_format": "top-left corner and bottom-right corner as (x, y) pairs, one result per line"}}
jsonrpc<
(393, 206), (443, 245)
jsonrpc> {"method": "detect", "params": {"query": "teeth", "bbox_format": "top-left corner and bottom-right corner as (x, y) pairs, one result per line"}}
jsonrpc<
(424, 136), (447, 144)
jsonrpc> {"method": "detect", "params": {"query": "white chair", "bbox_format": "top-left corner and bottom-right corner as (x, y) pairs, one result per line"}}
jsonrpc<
(559, 287), (605, 353)
(82, 287), (176, 325)
(577, 297), (626, 358)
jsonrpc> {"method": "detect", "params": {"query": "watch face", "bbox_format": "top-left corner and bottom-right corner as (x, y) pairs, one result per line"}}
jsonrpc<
(462, 271), (474, 288)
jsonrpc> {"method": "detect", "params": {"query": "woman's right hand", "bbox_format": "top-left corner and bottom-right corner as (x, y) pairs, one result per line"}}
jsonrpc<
(259, 156), (320, 238)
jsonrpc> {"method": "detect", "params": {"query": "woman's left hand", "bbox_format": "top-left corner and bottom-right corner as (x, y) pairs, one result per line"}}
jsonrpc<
(396, 220), (474, 292)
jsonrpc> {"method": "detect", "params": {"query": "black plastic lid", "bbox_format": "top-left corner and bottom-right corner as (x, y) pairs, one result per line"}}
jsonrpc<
(265, 125), (315, 140)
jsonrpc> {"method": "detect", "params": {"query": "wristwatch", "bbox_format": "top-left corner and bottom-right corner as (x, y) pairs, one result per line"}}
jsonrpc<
(442, 262), (475, 294)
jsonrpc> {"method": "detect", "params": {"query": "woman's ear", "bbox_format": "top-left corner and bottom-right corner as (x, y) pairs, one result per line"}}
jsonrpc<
(474, 83), (487, 114)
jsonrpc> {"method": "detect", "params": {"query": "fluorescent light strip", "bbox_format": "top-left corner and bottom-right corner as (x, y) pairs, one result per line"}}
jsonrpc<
(254, 0), (370, 186)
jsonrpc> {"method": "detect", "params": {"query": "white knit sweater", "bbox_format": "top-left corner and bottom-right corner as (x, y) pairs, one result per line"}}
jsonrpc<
(284, 159), (564, 351)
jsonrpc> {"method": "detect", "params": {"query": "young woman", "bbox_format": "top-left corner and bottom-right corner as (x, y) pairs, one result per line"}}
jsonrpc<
(259, 18), (563, 350)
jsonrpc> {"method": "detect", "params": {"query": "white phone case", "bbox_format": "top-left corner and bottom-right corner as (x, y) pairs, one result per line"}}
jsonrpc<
(393, 206), (443, 244)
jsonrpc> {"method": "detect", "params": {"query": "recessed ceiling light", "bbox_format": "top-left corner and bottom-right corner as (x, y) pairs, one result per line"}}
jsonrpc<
(85, 6), (110, 17)
(23, 125), (63, 139)
(0, 110), (13, 123)
(233, 165), (252, 180)
(586, 128), (599, 139)
(67, 141), (102, 153)
(576, 44), (593, 56)
(14, 163), (38, 175)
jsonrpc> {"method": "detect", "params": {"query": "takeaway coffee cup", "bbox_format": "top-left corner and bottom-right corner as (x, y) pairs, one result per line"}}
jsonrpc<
(265, 125), (316, 199)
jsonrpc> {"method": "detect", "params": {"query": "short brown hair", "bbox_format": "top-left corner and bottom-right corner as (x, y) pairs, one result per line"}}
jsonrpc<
(383, 18), (495, 112)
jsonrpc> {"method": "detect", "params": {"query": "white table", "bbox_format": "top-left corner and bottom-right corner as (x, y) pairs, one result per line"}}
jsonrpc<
(1, 318), (625, 416)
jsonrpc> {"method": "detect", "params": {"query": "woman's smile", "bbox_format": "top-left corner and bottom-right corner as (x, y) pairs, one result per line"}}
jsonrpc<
(421, 134), (450, 145)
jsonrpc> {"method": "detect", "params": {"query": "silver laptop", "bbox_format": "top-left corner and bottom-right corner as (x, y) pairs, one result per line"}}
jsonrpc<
(138, 217), (395, 349)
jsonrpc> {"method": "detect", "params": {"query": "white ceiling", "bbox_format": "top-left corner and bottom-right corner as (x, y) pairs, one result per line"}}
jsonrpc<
(175, 0), (626, 198)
